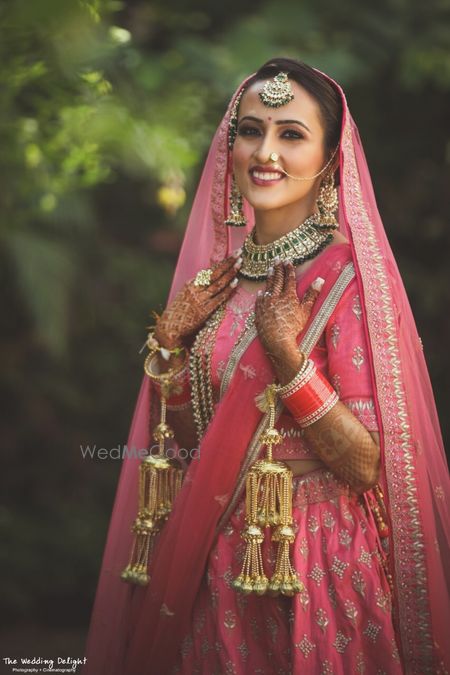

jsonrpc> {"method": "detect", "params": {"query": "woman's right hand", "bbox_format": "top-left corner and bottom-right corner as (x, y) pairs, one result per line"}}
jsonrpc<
(154, 253), (242, 349)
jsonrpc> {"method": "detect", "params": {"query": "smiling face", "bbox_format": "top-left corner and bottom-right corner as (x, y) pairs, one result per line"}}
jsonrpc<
(232, 79), (330, 217)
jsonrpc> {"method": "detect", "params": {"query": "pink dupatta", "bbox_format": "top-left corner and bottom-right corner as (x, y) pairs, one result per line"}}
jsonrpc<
(84, 68), (450, 675)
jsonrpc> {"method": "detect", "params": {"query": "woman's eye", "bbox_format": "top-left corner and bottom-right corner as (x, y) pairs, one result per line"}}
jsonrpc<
(237, 126), (260, 136)
(282, 129), (303, 140)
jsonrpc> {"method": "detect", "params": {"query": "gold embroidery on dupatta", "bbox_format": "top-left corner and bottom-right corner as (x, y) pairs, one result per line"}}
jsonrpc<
(211, 105), (231, 265)
(342, 120), (432, 670)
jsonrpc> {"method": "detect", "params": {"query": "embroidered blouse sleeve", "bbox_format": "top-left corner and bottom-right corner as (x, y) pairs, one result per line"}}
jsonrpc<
(325, 276), (379, 432)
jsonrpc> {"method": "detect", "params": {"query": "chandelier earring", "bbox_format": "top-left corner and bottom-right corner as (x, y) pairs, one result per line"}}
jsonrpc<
(315, 169), (339, 229)
(224, 174), (247, 227)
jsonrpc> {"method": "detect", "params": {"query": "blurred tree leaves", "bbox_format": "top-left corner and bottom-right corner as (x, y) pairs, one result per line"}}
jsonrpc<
(0, 0), (448, 634)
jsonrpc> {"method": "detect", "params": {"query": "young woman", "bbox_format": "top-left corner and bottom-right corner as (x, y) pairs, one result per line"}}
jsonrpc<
(84, 58), (450, 675)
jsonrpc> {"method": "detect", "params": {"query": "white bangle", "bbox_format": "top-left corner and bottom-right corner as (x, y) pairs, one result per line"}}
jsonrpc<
(276, 357), (314, 398)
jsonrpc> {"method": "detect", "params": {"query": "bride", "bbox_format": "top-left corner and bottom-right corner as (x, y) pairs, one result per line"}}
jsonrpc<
(83, 58), (450, 675)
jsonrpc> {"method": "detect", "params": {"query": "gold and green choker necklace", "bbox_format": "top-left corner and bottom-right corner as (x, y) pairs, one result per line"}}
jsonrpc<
(237, 215), (336, 281)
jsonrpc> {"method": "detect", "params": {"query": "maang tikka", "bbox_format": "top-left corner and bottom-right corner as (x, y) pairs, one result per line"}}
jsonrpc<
(259, 71), (294, 108)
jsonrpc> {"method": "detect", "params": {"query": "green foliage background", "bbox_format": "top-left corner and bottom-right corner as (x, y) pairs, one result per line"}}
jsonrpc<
(1, 0), (449, 655)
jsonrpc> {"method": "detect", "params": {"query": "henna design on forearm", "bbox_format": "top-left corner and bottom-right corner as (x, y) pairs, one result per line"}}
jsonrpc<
(300, 400), (380, 494)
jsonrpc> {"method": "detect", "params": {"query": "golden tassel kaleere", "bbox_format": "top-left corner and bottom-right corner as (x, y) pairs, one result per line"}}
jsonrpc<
(232, 385), (304, 597)
(121, 335), (185, 586)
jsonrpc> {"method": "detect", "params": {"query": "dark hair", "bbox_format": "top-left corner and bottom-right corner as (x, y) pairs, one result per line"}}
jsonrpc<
(242, 57), (342, 158)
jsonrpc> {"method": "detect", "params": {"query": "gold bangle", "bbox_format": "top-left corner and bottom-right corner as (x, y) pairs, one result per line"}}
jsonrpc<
(144, 350), (187, 382)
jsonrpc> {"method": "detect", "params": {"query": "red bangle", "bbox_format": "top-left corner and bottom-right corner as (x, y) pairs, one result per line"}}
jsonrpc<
(281, 362), (338, 427)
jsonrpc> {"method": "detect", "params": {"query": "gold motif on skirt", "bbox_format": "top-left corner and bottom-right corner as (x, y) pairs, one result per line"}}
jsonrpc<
(338, 528), (352, 549)
(342, 505), (355, 523)
(315, 608), (330, 633)
(328, 583), (338, 608)
(375, 587), (392, 613)
(219, 565), (235, 589)
(223, 610), (237, 629)
(329, 555), (350, 579)
(363, 619), (382, 643)
(307, 515), (320, 536)
(333, 630), (352, 653)
(351, 570), (366, 597)
(298, 536), (309, 558)
(295, 634), (316, 658)
(321, 659), (334, 675)
(322, 510), (337, 530)
(344, 598), (359, 626)
(356, 652), (366, 673)
(298, 585), (310, 611)
(358, 546), (373, 568)
(307, 563), (326, 586)
(237, 640), (250, 661)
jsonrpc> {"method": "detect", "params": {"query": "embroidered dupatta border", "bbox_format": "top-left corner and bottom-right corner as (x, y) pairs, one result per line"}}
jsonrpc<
(342, 121), (432, 672)
(215, 261), (356, 533)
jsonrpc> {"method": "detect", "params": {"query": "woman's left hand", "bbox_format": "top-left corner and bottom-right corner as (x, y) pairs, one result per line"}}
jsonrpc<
(255, 260), (323, 379)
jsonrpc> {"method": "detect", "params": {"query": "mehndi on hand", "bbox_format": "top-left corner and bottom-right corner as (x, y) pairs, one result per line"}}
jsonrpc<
(254, 260), (323, 365)
(154, 253), (241, 350)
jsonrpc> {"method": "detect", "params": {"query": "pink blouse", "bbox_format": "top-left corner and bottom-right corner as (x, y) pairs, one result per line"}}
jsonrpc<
(210, 266), (378, 462)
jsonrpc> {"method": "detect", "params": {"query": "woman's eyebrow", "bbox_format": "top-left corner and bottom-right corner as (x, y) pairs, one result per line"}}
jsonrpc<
(238, 115), (311, 133)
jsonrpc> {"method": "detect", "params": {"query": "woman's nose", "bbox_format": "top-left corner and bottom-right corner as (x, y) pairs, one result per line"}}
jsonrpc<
(253, 133), (277, 164)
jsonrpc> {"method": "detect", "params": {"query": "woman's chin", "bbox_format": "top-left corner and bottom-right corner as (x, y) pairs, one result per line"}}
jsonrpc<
(245, 198), (295, 213)
(242, 191), (288, 212)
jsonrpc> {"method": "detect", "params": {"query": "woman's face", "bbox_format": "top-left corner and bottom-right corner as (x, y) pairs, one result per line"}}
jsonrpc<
(232, 79), (329, 214)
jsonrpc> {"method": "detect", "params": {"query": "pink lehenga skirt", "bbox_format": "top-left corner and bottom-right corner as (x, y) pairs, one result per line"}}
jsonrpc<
(170, 467), (404, 675)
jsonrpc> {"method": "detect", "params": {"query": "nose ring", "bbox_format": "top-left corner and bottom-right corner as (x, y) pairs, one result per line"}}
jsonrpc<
(269, 152), (279, 162)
